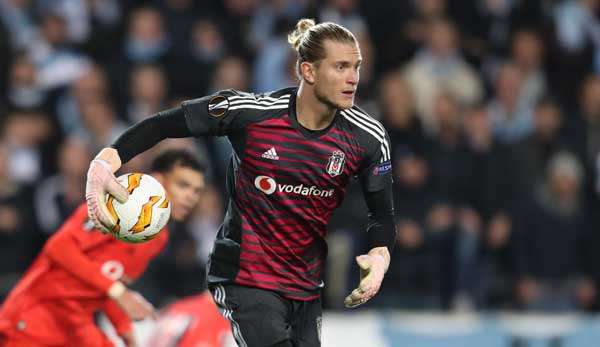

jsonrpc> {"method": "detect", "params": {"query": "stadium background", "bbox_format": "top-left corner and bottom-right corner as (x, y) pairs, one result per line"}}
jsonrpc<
(3, 0), (600, 346)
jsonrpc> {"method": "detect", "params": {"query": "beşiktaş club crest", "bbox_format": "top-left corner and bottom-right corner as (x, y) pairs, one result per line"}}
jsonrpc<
(326, 150), (345, 177)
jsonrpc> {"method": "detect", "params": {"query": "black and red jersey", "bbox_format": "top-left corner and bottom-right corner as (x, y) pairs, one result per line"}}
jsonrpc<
(182, 87), (393, 300)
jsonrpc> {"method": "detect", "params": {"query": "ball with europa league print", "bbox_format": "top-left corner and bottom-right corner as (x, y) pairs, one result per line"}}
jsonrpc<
(105, 173), (170, 243)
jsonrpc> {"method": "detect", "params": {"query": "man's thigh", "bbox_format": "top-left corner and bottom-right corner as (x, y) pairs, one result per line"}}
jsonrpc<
(210, 284), (292, 347)
(291, 298), (322, 347)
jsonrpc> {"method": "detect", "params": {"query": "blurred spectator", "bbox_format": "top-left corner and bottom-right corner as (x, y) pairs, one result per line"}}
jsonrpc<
(514, 151), (594, 311)
(427, 92), (467, 202)
(55, 64), (110, 134)
(74, 99), (127, 153)
(378, 146), (441, 309)
(569, 76), (600, 214)
(510, 29), (547, 109)
(423, 92), (478, 308)
(208, 55), (249, 93)
(403, 18), (483, 133)
(34, 137), (91, 235)
(379, 70), (429, 155)
(36, 0), (121, 44)
(28, 13), (91, 89)
(319, 0), (367, 36)
(487, 63), (535, 144)
(249, 0), (309, 51)
(0, 0), (37, 49)
(189, 19), (227, 67)
(424, 202), (457, 309)
(571, 76), (600, 168)
(478, 212), (518, 309)
(462, 104), (517, 217)
(454, 0), (543, 65)
(548, 0), (598, 108)
(393, 153), (435, 226)
(188, 184), (223, 266)
(0, 142), (37, 301)
(454, 105), (518, 309)
(512, 98), (569, 197)
(190, 19), (227, 64)
(168, 19), (227, 96)
(383, 0), (448, 64)
(218, 0), (259, 58)
(127, 64), (168, 123)
(157, 0), (198, 59)
(124, 7), (169, 64)
(1, 110), (55, 183)
(5, 53), (47, 110)
(376, 218), (441, 309)
(454, 104), (517, 310)
(252, 19), (296, 93)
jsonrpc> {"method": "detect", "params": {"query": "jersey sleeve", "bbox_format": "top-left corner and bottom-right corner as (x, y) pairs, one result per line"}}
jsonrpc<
(181, 89), (250, 137)
(357, 124), (396, 251)
(358, 128), (393, 193)
(43, 206), (115, 294)
(103, 299), (132, 335)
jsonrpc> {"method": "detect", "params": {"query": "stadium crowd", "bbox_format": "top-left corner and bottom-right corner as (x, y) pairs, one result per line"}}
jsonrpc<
(1, 0), (600, 313)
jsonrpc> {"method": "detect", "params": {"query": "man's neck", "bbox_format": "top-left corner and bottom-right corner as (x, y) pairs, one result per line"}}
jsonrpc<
(296, 83), (337, 130)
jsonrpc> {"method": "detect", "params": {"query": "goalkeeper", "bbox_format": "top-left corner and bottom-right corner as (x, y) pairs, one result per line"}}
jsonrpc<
(86, 19), (396, 347)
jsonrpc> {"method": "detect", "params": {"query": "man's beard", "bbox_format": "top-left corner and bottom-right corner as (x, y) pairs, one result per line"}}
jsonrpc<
(315, 85), (345, 110)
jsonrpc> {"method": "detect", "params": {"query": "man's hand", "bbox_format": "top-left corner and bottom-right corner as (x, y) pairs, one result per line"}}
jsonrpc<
(85, 156), (128, 233)
(109, 282), (157, 321)
(344, 247), (390, 308)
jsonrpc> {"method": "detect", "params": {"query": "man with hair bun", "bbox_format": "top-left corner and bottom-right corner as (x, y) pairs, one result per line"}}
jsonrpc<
(85, 18), (396, 347)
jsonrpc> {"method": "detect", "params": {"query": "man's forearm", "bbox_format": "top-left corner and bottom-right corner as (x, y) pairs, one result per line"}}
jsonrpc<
(110, 107), (191, 164)
(364, 189), (397, 252)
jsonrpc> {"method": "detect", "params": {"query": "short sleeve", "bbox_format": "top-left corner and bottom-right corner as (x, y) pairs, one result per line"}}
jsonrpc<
(358, 129), (393, 192)
(181, 89), (246, 137)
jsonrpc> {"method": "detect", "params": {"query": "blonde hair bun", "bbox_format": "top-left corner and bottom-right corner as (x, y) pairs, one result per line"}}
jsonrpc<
(288, 18), (316, 51)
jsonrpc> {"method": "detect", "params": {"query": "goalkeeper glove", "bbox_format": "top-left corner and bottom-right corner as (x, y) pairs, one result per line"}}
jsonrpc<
(85, 158), (128, 233)
(344, 252), (388, 308)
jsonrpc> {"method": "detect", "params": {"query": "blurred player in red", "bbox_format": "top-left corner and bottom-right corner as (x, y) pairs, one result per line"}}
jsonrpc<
(0, 150), (207, 347)
(148, 291), (233, 347)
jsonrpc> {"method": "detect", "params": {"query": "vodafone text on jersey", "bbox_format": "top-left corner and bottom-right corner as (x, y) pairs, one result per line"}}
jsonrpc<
(254, 175), (334, 198)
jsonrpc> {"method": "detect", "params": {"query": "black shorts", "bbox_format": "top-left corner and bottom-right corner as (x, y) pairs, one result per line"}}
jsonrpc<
(209, 284), (322, 347)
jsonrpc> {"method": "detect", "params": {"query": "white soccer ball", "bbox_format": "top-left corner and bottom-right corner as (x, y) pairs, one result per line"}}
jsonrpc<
(105, 173), (171, 243)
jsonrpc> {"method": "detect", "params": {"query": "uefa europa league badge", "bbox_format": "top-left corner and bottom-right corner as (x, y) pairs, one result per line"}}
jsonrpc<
(326, 150), (345, 177)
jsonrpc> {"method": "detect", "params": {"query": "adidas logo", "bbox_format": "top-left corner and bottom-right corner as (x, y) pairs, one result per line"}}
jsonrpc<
(261, 147), (279, 160)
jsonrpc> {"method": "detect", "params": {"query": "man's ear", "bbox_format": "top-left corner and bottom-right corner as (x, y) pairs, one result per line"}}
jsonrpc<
(300, 61), (316, 84)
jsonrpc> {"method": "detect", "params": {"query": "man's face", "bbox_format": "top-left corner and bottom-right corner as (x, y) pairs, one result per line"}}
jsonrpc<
(156, 165), (205, 221)
(311, 40), (361, 110)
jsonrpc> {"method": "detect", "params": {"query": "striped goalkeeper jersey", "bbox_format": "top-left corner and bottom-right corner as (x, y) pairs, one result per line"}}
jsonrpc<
(181, 87), (392, 300)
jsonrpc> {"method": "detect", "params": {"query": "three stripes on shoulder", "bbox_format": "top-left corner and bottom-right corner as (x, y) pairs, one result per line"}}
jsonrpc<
(228, 94), (290, 111)
(340, 108), (390, 163)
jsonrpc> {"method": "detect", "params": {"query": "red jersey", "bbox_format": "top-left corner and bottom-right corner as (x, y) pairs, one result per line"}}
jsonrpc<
(0, 204), (168, 346)
(148, 292), (231, 347)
